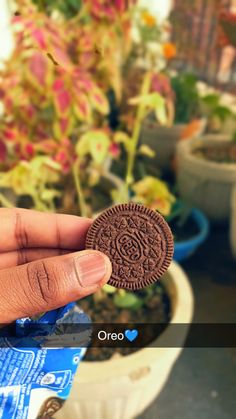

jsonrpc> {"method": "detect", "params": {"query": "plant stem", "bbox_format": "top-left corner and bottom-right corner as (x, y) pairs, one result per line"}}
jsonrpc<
(72, 160), (87, 217)
(125, 70), (152, 188)
(0, 192), (14, 208)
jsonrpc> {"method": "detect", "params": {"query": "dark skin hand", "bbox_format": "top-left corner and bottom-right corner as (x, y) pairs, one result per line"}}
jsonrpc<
(0, 208), (112, 323)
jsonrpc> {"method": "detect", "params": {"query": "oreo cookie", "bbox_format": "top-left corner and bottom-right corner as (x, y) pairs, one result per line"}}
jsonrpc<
(86, 203), (174, 290)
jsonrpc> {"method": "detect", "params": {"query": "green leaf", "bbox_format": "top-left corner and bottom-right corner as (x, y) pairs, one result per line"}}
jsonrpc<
(214, 106), (232, 122)
(67, 0), (81, 10)
(138, 144), (155, 158)
(111, 184), (129, 205)
(113, 131), (133, 153)
(89, 85), (109, 115)
(41, 189), (61, 202)
(114, 292), (141, 309)
(155, 101), (168, 125)
(90, 132), (110, 164)
(102, 284), (117, 294)
(129, 93), (167, 125)
(76, 130), (110, 164)
(201, 94), (220, 108)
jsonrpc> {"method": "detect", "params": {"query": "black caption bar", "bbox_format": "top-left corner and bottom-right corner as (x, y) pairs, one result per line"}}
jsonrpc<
(0, 323), (236, 348)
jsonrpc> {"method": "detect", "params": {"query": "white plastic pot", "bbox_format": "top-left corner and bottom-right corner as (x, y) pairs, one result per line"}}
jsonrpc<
(56, 262), (194, 419)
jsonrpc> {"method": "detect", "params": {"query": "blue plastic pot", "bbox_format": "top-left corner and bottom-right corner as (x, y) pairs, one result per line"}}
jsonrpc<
(173, 208), (209, 262)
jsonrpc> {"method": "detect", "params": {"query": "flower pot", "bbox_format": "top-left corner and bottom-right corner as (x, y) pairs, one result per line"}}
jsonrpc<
(177, 135), (236, 223)
(230, 184), (236, 258)
(139, 119), (186, 173)
(173, 208), (209, 261)
(56, 261), (194, 419)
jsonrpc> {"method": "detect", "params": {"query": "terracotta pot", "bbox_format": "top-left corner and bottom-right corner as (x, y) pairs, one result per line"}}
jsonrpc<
(56, 262), (194, 419)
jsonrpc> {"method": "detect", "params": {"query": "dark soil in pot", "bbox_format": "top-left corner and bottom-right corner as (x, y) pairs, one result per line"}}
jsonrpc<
(78, 282), (171, 361)
(169, 215), (200, 242)
(193, 143), (236, 163)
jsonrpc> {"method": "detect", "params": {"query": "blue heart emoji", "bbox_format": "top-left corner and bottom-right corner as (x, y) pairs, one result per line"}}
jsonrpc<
(125, 329), (138, 342)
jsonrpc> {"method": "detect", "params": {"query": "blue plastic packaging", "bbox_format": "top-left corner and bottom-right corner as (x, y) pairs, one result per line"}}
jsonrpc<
(0, 303), (90, 418)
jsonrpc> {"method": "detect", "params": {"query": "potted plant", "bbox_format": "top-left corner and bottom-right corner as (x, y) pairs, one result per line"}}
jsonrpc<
(200, 93), (236, 136)
(177, 133), (236, 222)
(57, 70), (194, 419)
(0, 0), (132, 215)
(177, 133), (236, 259)
(230, 184), (236, 258)
(139, 72), (207, 174)
(167, 201), (209, 261)
(56, 262), (193, 419)
(177, 90), (236, 222)
(0, 2), (194, 418)
(132, 177), (209, 261)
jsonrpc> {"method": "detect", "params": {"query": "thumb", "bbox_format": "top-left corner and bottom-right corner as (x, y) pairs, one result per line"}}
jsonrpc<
(0, 250), (112, 323)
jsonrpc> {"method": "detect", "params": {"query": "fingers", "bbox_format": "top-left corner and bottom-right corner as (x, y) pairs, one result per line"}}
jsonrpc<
(0, 248), (72, 269)
(0, 250), (112, 323)
(0, 208), (92, 252)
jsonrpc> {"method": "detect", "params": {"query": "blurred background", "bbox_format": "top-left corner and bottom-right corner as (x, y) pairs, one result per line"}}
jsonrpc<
(0, 1), (236, 418)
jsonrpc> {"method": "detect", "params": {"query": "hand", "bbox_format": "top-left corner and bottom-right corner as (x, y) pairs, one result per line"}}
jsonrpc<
(0, 208), (112, 323)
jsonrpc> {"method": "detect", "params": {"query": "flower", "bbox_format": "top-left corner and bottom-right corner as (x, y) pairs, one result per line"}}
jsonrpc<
(163, 42), (176, 60)
(132, 176), (176, 217)
(141, 11), (156, 27)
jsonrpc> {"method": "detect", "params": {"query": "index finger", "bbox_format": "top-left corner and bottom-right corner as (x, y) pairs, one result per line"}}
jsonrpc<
(0, 208), (92, 252)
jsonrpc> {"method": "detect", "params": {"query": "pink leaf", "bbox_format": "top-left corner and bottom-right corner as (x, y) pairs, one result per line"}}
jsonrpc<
(29, 52), (48, 86)
(74, 93), (91, 121)
(115, 0), (125, 12)
(32, 29), (47, 49)
(55, 90), (71, 115)
(53, 79), (64, 91)
(60, 118), (69, 134)
(49, 46), (72, 70)
(36, 140), (57, 153)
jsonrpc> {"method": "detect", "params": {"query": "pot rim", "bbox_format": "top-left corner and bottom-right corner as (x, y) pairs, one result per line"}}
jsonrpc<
(177, 135), (236, 173)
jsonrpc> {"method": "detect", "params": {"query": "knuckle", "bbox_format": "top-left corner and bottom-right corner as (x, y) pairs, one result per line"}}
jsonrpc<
(26, 260), (57, 305)
(14, 209), (29, 249)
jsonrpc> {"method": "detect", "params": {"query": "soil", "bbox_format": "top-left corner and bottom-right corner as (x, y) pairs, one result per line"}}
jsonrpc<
(193, 143), (236, 163)
(78, 282), (171, 361)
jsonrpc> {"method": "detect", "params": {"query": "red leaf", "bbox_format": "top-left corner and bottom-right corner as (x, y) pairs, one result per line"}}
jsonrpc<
(4, 129), (16, 141)
(0, 141), (7, 161)
(109, 142), (120, 158)
(25, 143), (34, 157)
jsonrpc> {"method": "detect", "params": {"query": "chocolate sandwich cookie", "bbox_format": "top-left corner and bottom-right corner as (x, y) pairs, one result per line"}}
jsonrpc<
(86, 203), (174, 290)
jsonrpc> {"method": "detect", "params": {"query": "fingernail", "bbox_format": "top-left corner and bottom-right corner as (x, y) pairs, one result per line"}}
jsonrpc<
(74, 252), (108, 287)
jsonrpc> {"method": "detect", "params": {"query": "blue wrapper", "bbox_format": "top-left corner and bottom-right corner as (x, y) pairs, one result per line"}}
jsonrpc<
(0, 303), (90, 418)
